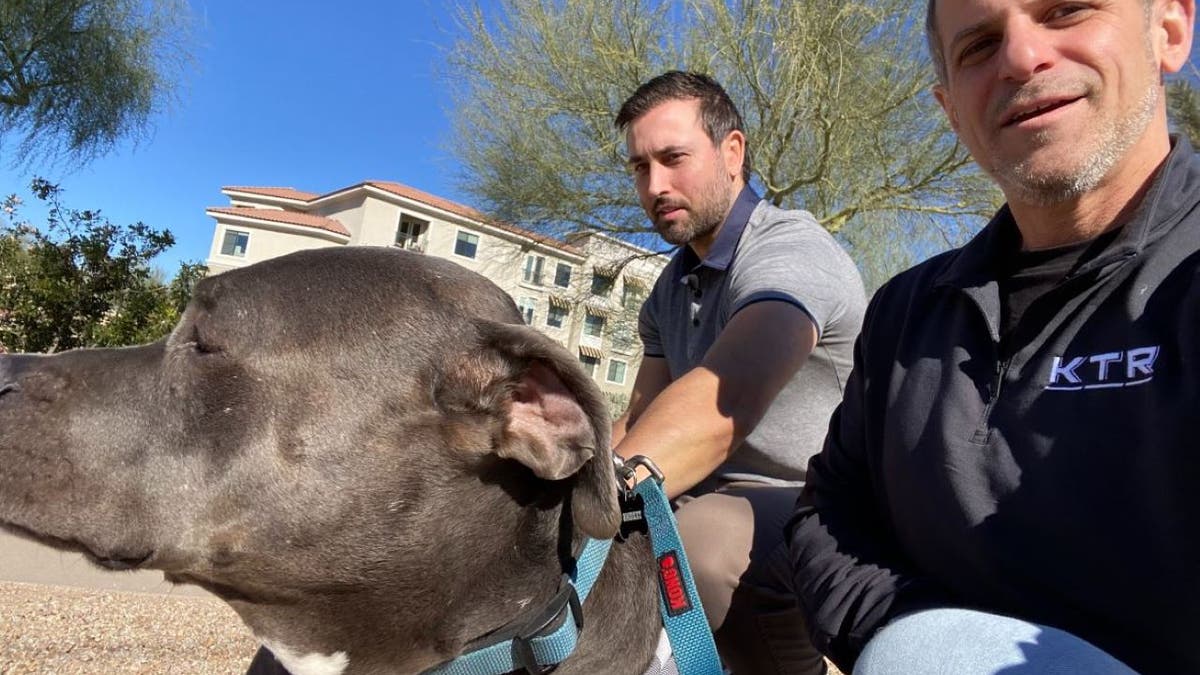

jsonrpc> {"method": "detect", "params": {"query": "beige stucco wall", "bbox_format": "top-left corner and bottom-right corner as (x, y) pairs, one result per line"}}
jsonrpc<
(561, 231), (668, 404)
(312, 195), (368, 241)
(203, 190), (664, 406)
(205, 221), (344, 271)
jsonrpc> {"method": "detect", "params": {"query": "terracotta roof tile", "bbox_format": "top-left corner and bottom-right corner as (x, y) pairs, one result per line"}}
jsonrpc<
(223, 186), (319, 202)
(219, 181), (584, 256)
(207, 207), (350, 237)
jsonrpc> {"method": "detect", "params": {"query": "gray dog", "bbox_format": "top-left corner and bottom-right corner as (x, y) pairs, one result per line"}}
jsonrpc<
(0, 247), (664, 674)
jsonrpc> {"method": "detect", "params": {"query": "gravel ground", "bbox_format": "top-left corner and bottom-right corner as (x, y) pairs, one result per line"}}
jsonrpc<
(0, 580), (844, 675)
(0, 581), (259, 674)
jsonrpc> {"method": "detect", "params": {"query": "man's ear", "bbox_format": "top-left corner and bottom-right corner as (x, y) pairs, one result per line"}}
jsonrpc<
(436, 320), (620, 539)
(1156, 0), (1195, 75)
(721, 129), (746, 181)
(933, 85), (960, 133)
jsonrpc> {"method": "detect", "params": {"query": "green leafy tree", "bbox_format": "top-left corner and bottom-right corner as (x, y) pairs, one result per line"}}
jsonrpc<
(0, 0), (192, 165)
(1167, 65), (1200, 146)
(443, 0), (1001, 287)
(0, 179), (206, 353)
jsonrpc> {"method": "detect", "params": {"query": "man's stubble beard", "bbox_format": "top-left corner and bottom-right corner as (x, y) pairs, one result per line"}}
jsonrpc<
(653, 167), (733, 247)
(992, 40), (1161, 206)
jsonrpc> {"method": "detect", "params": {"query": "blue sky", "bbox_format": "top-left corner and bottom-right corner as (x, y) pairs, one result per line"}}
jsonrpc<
(3, 2), (1199, 279)
(0, 0), (478, 275)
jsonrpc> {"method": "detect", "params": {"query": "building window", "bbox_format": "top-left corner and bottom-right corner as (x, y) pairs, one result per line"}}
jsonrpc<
(524, 255), (545, 285)
(547, 304), (568, 328)
(591, 271), (614, 296)
(517, 297), (536, 325)
(622, 279), (647, 310)
(221, 229), (250, 257)
(606, 359), (628, 385)
(579, 354), (600, 377)
(554, 263), (572, 288)
(455, 231), (479, 259)
(395, 214), (427, 251)
(584, 313), (606, 338)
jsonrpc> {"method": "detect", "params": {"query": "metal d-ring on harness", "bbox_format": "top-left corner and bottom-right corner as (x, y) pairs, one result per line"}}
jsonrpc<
(615, 456), (724, 675)
(423, 456), (722, 675)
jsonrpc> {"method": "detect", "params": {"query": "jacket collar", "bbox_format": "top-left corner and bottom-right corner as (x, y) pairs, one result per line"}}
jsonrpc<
(935, 134), (1200, 292)
(675, 185), (760, 279)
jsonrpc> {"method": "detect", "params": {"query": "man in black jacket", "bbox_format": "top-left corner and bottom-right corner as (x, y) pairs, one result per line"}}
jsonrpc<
(788, 0), (1198, 673)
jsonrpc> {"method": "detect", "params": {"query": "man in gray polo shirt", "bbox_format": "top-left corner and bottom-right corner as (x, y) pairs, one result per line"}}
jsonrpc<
(612, 71), (865, 673)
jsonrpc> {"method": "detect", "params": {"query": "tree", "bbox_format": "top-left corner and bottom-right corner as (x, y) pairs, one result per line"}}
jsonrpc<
(0, 179), (206, 353)
(1167, 65), (1200, 147)
(443, 0), (1000, 286)
(0, 0), (191, 166)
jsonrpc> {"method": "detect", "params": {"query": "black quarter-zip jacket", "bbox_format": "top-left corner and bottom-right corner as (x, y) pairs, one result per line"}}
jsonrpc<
(788, 137), (1200, 674)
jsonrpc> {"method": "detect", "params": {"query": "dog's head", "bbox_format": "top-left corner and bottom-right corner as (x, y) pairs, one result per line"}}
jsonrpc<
(0, 247), (621, 673)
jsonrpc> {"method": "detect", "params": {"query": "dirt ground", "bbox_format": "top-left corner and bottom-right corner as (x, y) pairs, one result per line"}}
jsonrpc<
(0, 581), (259, 674)
(0, 532), (844, 674)
(0, 580), (844, 674)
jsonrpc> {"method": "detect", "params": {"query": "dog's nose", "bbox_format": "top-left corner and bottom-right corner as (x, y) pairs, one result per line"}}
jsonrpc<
(0, 356), (16, 399)
(0, 354), (41, 399)
(0, 354), (20, 397)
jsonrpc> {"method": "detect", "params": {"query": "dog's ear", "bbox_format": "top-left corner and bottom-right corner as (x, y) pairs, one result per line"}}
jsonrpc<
(436, 320), (620, 539)
(502, 360), (597, 480)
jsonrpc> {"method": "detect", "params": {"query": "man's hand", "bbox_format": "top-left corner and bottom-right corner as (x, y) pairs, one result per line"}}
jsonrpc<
(613, 300), (817, 498)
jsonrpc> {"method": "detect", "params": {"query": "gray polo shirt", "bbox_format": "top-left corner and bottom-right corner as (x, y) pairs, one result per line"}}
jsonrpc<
(639, 187), (866, 485)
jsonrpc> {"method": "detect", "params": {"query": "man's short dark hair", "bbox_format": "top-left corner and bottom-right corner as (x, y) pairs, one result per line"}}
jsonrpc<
(615, 70), (751, 182)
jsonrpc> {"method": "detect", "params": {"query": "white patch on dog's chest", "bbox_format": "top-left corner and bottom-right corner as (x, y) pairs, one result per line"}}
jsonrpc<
(260, 639), (349, 675)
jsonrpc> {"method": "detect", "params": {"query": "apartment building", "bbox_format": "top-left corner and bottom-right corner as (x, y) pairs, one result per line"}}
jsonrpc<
(204, 181), (666, 405)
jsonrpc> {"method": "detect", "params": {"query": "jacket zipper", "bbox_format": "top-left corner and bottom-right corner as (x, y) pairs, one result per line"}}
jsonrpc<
(972, 351), (1011, 445)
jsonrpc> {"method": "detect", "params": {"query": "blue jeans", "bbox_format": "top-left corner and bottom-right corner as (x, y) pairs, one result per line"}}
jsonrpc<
(853, 608), (1138, 675)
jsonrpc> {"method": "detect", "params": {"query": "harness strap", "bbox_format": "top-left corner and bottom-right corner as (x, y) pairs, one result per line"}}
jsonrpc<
(424, 456), (722, 675)
(635, 477), (724, 675)
(423, 537), (613, 675)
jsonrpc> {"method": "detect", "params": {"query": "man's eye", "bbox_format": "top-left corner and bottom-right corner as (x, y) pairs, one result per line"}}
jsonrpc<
(1046, 3), (1089, 21)
(958, 37), (997, 64)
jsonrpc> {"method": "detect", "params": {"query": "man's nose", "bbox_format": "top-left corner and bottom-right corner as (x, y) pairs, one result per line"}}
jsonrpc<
(645, 162), (670, 196)
(997, 17), (1056, 81)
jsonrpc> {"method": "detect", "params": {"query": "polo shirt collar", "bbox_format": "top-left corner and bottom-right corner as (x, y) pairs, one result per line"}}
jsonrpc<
(676, 185), (761, 279)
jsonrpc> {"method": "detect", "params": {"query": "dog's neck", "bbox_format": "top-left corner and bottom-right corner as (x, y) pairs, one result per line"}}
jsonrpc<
(233, 461), (663, 675)
(418, 466), (662, 675)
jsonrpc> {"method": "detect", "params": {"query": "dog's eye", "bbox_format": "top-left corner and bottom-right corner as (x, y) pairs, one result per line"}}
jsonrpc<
(191, 340), (220, 355)
(185, 325), (222, 356)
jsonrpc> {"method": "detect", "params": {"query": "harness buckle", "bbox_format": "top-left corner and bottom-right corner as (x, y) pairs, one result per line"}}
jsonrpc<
(511, 577), (583, 674)
(614, 455), (665, 495)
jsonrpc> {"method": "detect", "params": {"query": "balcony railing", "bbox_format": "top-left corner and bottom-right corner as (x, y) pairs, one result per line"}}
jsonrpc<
(394, 239), (425, 254)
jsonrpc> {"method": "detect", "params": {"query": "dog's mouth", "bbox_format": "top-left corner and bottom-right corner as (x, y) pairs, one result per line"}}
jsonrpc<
(1, 521), (155, 571)
(88, 550), (154, 571)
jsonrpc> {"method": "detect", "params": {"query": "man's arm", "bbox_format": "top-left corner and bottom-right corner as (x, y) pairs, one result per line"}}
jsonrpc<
(611, 356), (671, 449)
(787, 297), (952, 671)
(613, 300), (816, 499)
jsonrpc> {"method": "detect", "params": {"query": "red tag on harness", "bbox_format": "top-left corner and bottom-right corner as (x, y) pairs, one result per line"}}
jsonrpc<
(657, 551), (693, 617)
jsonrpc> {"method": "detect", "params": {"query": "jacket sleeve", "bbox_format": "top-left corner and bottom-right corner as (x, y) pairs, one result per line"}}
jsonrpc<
(786, 288), (954, 672)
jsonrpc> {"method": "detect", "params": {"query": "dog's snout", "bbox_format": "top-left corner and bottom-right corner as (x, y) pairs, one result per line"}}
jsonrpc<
(0, 354), (63, 403)
(0, 355), (18, 397)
